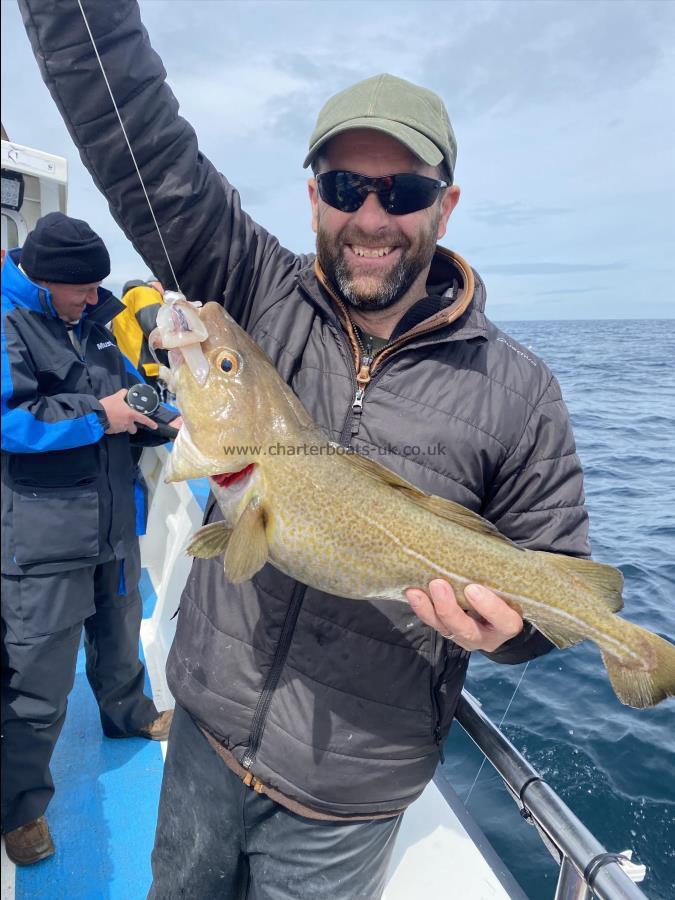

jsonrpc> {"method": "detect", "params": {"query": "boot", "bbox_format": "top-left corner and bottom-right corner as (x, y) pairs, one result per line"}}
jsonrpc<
(106, 708), (174, 741)
(4, 816), (55, 866)
(136, 708), (174, 741)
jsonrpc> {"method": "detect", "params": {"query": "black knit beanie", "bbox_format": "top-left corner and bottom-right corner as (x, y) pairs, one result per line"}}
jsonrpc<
(21, 212), (111, 284)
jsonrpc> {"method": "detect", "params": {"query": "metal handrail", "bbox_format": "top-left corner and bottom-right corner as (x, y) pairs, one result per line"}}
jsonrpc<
(454, 691), (647, 900)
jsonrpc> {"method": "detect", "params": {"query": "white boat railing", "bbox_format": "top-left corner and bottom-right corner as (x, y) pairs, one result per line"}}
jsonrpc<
(454, 694), (647, 899)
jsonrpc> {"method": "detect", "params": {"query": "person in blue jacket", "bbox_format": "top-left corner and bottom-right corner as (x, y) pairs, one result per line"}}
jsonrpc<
(1, 212), (177, 866)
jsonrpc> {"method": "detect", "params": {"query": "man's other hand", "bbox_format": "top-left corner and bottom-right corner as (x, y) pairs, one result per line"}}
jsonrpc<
(100, 389), (158, 435)
(405, 580), (523, 652)
(168, 416), (183, 430)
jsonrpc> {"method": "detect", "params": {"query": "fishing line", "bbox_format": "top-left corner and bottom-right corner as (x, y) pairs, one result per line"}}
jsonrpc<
(76, 0), (182, 293)
(464, 660), (530, 807)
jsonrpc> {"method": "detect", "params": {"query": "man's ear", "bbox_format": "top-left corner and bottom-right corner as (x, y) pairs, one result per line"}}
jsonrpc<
(308, 178), (319, 234)
(436, 185), (461, 241)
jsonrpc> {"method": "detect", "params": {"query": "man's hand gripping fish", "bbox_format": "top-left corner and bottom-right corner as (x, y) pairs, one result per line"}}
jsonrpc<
(151, 298), (675, 710)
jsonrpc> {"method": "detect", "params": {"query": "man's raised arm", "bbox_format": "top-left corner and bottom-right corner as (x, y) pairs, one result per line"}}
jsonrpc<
(19, 0), (305, 323)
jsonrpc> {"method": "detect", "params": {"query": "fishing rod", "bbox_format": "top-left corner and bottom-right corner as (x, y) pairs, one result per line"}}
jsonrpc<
(76, 0), (182, 295)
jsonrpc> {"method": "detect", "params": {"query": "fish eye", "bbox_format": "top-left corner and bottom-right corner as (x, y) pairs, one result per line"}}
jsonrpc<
(215, 350), (239, 375)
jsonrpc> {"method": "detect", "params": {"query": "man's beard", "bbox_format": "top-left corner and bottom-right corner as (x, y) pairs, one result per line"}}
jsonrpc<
(316, 218), (439, 311)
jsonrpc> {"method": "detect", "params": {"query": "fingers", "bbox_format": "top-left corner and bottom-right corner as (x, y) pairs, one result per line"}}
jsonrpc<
(406, 580), (523, 652)
(406, 580), (479, 644)
(463, 584), (523, 642)
(405, 581), (455, 634)
(132, 411), (158, 430)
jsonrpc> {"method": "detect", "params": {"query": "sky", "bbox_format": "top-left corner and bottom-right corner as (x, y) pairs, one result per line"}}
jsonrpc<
(2, 0), (674, 320)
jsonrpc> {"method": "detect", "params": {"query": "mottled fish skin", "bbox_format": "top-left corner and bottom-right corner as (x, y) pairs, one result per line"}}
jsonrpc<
(163, 301), (675, 709)
(209, 445), (640, 666)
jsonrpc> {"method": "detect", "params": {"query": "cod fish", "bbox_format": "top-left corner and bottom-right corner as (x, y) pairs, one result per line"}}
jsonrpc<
(154, 299), (675, 709)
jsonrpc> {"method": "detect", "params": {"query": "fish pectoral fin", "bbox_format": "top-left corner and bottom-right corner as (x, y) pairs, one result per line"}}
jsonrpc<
(223, 501), (268, 583)
(536, 551), (624, 612)
(186, 522), (233, 559)
(345, 452), (515, 546)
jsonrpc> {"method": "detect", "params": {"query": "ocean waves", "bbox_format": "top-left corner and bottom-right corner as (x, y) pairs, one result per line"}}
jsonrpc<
(442, 319), (675, 900)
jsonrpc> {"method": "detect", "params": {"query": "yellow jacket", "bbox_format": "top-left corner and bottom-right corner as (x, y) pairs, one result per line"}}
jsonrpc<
(112, 285), (164, 379)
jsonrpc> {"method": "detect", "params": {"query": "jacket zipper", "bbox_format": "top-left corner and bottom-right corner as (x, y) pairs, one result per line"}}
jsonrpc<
(309, 260), (475, 445)
(338, 323), (399, 445)
(241, 581), (307, 770)
(337, 306), (457, 445)
(347, 326), (373, 440)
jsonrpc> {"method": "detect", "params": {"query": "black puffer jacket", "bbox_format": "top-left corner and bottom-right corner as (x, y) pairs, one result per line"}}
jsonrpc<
(21, 0), (590, 816)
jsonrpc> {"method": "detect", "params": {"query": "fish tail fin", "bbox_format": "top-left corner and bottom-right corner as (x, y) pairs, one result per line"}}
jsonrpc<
(601, 624), (675, 708)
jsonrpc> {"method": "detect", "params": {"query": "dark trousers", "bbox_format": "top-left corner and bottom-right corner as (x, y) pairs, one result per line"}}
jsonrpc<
(1, 556), (158, 832)
(149, 706), (403, 900)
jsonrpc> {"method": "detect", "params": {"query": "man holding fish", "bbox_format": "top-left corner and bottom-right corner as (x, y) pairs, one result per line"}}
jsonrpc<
(19, 1), (673, 896)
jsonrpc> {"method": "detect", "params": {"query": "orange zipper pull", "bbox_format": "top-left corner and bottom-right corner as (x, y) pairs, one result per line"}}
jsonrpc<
(356, 363), (371, 387)
(243, 771), (266, 793)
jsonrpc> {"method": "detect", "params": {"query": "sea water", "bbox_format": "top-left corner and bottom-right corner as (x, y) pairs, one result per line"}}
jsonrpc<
(441, 319), (675, 899)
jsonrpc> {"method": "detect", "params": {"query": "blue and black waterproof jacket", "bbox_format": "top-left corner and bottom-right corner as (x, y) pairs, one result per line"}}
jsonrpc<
(1, 249), (172, 576)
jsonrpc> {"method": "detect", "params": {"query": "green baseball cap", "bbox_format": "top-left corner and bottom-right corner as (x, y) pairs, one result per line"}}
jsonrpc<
(303, 73), (457, 181)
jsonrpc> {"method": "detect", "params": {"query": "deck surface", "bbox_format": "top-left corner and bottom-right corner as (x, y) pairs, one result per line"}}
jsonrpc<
(2, 571), (166, 899)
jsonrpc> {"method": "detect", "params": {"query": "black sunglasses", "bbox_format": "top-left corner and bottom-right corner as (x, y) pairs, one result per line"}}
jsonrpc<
(316, 170), (448, 216)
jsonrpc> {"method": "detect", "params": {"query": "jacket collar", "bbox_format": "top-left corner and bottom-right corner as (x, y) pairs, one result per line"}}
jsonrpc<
(3, 248), (124, 324)
(296, 245), (488, 348)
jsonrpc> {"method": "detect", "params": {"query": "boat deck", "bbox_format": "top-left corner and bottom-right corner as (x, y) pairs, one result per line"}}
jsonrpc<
(1, 582), (166, 898)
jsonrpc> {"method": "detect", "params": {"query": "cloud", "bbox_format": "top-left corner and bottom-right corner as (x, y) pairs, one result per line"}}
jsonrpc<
(168, 63), (305, 141)
(2, 0), (673, 320)
(539, 287), (605, 296)
(469, 202), (570, 227)
(421, 0), (673, 119)
(480, 262), (626, 276)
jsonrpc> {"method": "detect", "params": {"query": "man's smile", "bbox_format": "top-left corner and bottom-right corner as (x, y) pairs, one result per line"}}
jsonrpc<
(345, 244), (402, 265)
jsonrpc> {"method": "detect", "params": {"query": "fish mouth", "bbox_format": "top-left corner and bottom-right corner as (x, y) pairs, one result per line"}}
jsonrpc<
(165, 425), (256, 485)
(149, 298), (210, 384)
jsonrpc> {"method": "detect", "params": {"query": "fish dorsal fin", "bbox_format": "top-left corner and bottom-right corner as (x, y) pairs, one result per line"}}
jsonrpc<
(407, 493), (516, 545)
(223, 500), (268, 583)
(537, 551), (624, 612)
(344, 450), (515, 546)
(341, 447), (419, 491)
